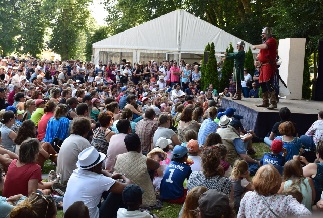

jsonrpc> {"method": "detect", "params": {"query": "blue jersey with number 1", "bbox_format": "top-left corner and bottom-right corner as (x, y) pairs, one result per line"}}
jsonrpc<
(160, 161), (192, 200)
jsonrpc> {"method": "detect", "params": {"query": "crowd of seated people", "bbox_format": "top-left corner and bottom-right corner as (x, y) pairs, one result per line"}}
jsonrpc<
(0, 56), (322, 218)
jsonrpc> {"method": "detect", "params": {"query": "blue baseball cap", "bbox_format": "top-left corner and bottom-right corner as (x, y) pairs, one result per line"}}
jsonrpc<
(173, 145), (188, 158)
(217, 112), (225, 120)
(6, 106), (17, 114)
(225, 108), (236, 117)
(121, 87), (127, 92)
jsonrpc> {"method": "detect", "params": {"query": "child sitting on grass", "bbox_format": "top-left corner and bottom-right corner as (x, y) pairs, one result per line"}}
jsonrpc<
(160, 145), (192, 204)
(117, 184), (155, 218)
(260, 139), (286, 175)
(186, 139), (201, 171)
(230, 159), (254, 213)
(182, 186), (207, 218)
(216, 143), (232, 177)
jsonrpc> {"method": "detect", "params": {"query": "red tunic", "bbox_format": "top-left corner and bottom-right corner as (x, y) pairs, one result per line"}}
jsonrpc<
(258, 37), (277, 83)
(2, 159), (42, 197)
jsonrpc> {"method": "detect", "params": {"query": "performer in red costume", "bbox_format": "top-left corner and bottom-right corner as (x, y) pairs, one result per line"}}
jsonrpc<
(252, 27), (278, 110)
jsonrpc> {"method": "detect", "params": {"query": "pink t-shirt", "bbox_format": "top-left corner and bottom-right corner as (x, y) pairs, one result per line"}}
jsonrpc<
(105, 133), (128, 171)
(170, 66), (180, 82)
(37, 112), (54, 141)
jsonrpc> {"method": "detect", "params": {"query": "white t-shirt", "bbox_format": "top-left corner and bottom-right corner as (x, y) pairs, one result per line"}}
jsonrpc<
(171, 89), (185, 100)
(188, 155), (202, 171)
(56, 134), (91, 184)
(117, 208), (152, 218)
(63, 169), (116, 218)
(157, 80), (166, 89)
(58, 72), (66, 81)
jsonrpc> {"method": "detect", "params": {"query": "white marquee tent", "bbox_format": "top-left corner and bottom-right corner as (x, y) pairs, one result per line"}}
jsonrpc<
(92, 9), (255, 64)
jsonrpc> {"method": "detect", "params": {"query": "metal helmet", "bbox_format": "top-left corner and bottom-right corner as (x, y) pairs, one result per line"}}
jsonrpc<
(262, 27), (272, 36)
(237, 41), (245, 47)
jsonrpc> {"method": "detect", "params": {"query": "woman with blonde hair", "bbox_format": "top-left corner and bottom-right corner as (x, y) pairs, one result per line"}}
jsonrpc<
(278, 159), (315, 211)
(182, 186), (207, 218)
(44, 104), (70, 145)
(9, 192), (56, 218)
(23, 99), (36, 121)
(237, 165), (311, 217)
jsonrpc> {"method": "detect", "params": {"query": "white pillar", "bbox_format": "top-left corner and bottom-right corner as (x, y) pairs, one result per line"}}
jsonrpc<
(278, 38), (306, 100)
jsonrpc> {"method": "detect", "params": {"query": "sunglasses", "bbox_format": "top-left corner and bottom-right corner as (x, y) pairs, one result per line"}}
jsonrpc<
(158, 153), (165, 161)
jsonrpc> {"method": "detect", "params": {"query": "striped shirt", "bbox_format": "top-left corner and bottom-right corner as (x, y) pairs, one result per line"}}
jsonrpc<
(198, 118), (218, 146)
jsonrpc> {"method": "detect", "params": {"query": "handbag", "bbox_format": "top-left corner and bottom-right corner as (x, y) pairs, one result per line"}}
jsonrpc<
(50, 121), (64, 153)
(51, 138), (63, 153)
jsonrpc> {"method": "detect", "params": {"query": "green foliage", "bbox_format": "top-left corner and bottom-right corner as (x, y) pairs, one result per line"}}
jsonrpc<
(85, 27), (110, 61)
(0, 0), (19, 56)
(219, 43), (234, 92)
(302, 55), (311, 99)
(268, 0), (323, 99)
(16, 0), (46, 57)
(205, 42), (218, 91)
(200, 43), (210, 90)
(49, 0), (91, 60)
(103, 0), (275, 44)
(244, 47), (255, 76)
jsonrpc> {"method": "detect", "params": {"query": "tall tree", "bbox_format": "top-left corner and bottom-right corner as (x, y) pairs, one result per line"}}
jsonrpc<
(219, 43), (234, 92)
(205, 42), (218, 90)
(268, 0), (323, 99)
(200, 43), (210, 90)
(0, 0), (20, 56)
(85, 26), (110, 61)
(49, 0), (90, 60)
(244, 47), (255, 76)
(16, 0), (46, 57)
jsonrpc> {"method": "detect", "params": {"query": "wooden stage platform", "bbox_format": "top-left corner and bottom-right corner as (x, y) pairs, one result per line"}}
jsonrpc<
(221, 97), (323, 138)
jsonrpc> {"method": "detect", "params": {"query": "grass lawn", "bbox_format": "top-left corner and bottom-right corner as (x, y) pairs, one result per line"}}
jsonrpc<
(54, 143), (270, 218)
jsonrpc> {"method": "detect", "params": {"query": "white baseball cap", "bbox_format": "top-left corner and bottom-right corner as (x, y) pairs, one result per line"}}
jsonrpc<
(155, 137), (172, 149)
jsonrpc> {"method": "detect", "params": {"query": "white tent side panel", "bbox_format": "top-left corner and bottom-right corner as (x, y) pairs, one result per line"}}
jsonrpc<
(93, 10), (255, 64)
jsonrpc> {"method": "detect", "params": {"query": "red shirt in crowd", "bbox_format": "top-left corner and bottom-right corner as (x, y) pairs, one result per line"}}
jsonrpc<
(3, 159), (42, 197)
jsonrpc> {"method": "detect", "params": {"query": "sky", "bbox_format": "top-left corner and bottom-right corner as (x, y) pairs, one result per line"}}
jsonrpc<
(88, 0), (109, 26)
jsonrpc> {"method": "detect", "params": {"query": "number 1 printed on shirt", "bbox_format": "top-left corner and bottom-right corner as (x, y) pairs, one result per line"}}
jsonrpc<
(165, 169), (175, 183)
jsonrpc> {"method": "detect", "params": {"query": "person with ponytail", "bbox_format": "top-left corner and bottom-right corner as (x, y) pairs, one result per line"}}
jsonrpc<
(9, 192), (56, 218)
(37, 100), (57, 142)
(44, 104), (70, 145)
(230, 160), (254, 213)
(278, 159), (315, 211)
(23, 99), (36, 121)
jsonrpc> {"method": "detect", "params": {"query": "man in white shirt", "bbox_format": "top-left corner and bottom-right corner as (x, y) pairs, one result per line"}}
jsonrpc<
(63, 146), (131, 218)
(170, 83), (185, 101)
